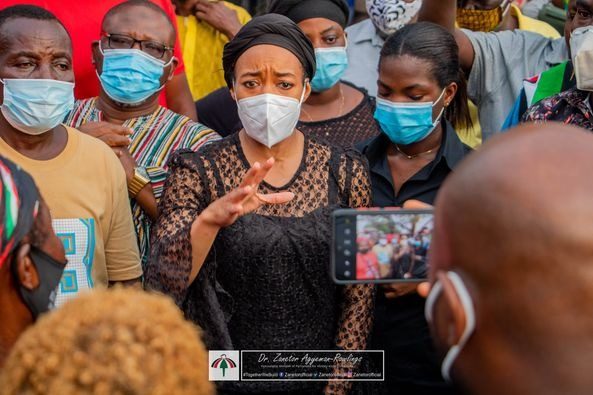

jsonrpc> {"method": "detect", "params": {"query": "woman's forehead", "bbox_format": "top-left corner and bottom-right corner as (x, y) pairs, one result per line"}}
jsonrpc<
(235, 45), (304, 74)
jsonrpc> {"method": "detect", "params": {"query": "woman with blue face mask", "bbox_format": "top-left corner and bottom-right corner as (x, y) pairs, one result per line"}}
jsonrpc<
(358, 22), (473, 395)
(268, 0), (380, 147)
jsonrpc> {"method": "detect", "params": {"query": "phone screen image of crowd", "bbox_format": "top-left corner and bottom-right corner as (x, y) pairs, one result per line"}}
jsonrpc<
(355, 213), (433, 281)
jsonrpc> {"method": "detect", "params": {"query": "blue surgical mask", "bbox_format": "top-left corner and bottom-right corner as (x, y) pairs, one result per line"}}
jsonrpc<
(374, 89), (446, 145)
(310, 46), (348, 92)
(98, 46), (172, 105)
(0, 78), (74, 136)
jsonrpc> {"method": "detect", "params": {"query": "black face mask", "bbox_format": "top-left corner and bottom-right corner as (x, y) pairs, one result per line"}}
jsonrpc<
(12, 246), (65, 320)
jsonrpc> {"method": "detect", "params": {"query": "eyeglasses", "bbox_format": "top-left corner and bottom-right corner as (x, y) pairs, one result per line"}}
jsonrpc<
(102, 33), (173, 59)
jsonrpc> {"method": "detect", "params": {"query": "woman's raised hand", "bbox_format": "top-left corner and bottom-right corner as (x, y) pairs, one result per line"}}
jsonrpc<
(200, 158), (295, 228)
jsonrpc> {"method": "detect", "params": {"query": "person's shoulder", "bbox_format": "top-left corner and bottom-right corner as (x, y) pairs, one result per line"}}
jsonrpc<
(522, 89), (575, 121)
(345, 19), (374, 41)
(64, 126), (123, 174)
(167, 134), (233, 170)
(159, 107), (221, 137)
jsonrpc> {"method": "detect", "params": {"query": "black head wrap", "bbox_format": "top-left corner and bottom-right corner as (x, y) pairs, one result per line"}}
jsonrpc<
(222, 14), (316, 88)
(268, 0), (350, 28)
(0, 156), (39, 268)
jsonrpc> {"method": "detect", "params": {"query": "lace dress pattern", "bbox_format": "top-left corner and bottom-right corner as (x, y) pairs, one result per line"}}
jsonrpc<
(145, 133), (374, 393)
(298, 84), (380, 148)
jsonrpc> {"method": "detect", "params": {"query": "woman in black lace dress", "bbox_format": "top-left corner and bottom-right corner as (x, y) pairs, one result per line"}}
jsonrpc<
(145, 14), (374, 395)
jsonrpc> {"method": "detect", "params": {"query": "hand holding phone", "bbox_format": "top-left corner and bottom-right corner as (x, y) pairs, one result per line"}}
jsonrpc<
(332, 208), (434, 284)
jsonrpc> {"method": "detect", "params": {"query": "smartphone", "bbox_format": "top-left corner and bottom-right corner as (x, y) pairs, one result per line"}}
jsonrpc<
(332, 208), (434, 284)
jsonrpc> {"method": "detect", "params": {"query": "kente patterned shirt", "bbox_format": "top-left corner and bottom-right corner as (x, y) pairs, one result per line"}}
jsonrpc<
(521, 87), (593, 130)
(65, 97), (220, 267)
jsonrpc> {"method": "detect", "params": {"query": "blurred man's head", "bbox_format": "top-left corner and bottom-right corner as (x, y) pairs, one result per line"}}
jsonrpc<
(426, 124), (593, 395)
(0, 156), (66, 368)
(0, 288), (214, 395)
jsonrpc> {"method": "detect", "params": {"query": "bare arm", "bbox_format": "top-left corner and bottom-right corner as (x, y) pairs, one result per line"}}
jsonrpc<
(165, 72), (198, 121)
(417, 0), (475, 72)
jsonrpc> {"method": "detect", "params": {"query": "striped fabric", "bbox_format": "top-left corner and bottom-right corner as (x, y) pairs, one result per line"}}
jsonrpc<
(65, 98), (220, 266)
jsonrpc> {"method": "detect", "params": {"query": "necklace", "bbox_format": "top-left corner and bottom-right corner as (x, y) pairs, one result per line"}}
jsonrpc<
(394, 143), (438, 159)
(301, 84), (345, 122)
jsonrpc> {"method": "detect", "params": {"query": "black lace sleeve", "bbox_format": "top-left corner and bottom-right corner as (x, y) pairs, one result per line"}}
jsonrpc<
(326, 151), (375, 395)
(144, 150), (207, 306)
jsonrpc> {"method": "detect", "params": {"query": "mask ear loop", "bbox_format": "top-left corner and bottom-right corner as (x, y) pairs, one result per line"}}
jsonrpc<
(440, 271), (476, 382)
(431, 88), (448, 125)
(299, 79), (309, 105)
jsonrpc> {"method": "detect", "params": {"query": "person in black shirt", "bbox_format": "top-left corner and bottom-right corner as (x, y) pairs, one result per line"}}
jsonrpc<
(357, 22), (472, 395)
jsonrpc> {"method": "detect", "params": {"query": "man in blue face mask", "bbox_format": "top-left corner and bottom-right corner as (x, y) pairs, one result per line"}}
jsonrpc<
(423, 123), (593, 394)
(63, 0), (220, 267)
(0, 5), (143, 306)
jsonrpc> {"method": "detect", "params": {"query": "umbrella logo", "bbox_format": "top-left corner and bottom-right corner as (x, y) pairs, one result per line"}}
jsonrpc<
(211, 354), (237, 377)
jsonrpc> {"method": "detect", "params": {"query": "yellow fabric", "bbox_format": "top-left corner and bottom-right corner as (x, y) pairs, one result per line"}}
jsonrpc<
(0, 126), (142, 289)
(177, 2), (251, 100)
(457, 6), (504, 32)
(456, 100), (482, 148)
(511, 4), (560, 39)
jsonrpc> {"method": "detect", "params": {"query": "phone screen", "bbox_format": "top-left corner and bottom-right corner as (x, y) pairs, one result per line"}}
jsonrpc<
(332, 209), (434, 284)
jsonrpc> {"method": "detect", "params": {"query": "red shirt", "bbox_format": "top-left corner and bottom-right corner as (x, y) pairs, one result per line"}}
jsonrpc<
(4, 0), (185, 104)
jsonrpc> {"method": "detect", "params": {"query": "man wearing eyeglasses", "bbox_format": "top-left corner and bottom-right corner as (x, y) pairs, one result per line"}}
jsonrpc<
(64, 0), (220, 268)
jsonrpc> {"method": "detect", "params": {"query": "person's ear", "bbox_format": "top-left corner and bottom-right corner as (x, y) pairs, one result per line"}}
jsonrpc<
(14, 244), (40, 291)
(166, 57), (178, 81)
(303, 78), (312, 102)
(91, 40), (102, 70)
(443, 82), (458, 108)
(435, 271), (467, 347)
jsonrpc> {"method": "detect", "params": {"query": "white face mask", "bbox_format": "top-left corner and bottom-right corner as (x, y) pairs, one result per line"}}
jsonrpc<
(425, 271), (476, 382)
(235, 84), (306, 148)
(366, 0), (422, 36)
(1, 78), (74, 135)
(570, 26), (593, 91)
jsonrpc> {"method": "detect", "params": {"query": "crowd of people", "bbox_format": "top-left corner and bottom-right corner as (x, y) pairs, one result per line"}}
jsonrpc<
(0, 0), (592, 394)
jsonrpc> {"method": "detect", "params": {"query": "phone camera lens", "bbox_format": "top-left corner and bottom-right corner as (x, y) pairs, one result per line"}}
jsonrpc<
(345, 260), (351, 266)
(344, 270), (351, 277)
(344, 250), (351, 257)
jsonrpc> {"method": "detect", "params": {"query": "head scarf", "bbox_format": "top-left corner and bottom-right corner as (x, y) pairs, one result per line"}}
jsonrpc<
(366, 0), (423, 36)
(268, 0), (350, 28)
(222, 14), (316, 88)
(0, 156), (39, 268)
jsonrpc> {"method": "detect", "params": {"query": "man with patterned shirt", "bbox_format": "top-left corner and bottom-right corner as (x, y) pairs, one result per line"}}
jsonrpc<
(65, 0), (220, 266)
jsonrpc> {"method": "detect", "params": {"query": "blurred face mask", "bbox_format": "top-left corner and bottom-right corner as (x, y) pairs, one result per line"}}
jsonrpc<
(425, 271), (476, 382)
(235, 83), (307, 148)
(12, 245), (65, 320)
(570, 26), (593, 91)
(0, 79), (74, 135)
(310, 44), (349, 92)
(456, 0), (511, 32)
(373, 89), (446, 145)
(366, 0), (423, 36)
(98, 45), (172, 105)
